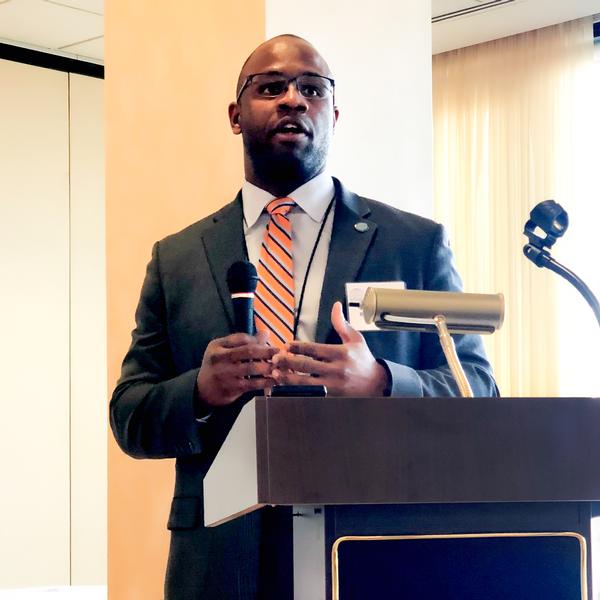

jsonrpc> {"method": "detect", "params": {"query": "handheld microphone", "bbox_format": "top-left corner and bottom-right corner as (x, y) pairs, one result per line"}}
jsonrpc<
(226, 261), (258, 334)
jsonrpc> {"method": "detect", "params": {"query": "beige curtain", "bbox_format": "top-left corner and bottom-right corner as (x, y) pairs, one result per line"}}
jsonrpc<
(433, 18), (598, 397)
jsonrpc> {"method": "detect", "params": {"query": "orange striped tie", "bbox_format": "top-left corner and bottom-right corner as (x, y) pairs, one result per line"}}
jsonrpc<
(254, 197), (295, 349)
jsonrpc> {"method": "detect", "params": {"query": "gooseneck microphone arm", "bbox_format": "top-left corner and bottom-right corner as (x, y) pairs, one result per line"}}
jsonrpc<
(523, 199), (600, 328)
(523, 245), (600, 327)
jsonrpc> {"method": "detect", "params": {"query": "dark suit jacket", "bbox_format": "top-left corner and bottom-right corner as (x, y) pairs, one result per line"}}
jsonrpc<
(110, 178), (498, 599)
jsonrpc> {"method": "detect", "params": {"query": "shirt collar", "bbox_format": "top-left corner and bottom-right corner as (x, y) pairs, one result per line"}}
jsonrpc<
(242, 171), (335, 228)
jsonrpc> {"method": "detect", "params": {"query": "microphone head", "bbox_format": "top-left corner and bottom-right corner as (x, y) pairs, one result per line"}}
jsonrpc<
(226, 260), (258, 295)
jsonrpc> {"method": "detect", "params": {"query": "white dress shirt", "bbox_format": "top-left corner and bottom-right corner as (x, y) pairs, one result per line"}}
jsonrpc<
(242, 171), (336, 342)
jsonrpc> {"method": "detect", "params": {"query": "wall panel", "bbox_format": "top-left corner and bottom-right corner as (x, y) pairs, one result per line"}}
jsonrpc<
(0, 58), (70, 588)
(69, 72), (107, 586)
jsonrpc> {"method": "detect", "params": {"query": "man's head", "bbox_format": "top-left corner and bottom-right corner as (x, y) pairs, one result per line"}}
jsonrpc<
(228, 35), (339, 196)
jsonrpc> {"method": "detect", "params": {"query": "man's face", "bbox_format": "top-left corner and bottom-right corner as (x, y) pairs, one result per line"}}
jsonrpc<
(229, 37), (339, 186)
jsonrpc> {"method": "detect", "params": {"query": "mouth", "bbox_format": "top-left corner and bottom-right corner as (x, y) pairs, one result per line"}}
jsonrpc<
(270, 119), (311, 142)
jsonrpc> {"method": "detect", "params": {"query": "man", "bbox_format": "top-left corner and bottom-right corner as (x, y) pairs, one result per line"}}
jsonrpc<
(110, 34), (497, 599)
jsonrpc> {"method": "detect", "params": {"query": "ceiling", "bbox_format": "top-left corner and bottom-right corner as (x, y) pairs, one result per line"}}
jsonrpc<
(0, 0), (598, 65)
(432, 0), (600, 53)
(0, 0), (103, 62)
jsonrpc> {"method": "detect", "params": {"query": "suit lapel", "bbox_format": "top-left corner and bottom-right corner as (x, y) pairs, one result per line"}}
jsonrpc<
(201, 193), (247, 330)
(316, 179), (377, 343)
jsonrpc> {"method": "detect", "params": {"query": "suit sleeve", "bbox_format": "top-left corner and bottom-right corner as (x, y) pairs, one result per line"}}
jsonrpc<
(109, 242), (240, 460)
(378, 225), (500, 398)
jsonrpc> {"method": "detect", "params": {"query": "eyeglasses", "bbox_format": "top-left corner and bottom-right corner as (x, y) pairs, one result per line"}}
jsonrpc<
(236, 72), (335, 102)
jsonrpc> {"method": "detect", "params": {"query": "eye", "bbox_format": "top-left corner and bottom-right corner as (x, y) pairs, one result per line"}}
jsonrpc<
(255, 80), (286, 97)
(299, 83), (325, 98)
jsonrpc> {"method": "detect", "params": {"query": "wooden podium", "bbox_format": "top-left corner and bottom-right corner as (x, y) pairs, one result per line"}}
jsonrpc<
(204, 396), (600, 599)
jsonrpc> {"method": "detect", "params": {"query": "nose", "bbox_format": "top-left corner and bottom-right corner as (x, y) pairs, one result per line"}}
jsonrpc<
(278, 80), (308, 111)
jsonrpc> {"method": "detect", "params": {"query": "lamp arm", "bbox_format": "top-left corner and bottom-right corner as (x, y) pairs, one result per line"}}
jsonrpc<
(433, 315), (474, 398)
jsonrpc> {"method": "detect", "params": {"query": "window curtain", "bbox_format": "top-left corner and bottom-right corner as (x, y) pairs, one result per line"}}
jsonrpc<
(433, 18), (599, 397)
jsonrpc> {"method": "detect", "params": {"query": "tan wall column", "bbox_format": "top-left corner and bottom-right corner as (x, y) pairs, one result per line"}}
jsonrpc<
(105, 3), (264, 598)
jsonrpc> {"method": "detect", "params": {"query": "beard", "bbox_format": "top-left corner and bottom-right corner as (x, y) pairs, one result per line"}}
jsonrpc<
(243, 131), (330, 189)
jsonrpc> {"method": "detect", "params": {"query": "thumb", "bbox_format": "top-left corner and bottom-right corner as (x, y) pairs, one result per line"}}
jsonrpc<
(331, 301), (363, 344)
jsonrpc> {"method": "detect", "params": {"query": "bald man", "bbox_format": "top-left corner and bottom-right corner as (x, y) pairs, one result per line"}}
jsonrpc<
(110, 35), (497, 599)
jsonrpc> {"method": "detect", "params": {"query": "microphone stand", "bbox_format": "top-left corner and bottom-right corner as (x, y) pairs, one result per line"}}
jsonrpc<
(523, 244), (600, 328)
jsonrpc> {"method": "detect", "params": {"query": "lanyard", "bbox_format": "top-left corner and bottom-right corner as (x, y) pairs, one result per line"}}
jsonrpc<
(292, 195), (336, 338)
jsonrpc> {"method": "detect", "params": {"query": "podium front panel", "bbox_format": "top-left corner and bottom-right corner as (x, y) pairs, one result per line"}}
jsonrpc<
(332, 533), (587, 600)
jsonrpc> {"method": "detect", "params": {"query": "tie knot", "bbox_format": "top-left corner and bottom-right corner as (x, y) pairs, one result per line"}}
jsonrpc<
(266, 197), (295, 217)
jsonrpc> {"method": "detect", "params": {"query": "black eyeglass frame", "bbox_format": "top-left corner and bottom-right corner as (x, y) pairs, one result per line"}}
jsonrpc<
(236, 72), (336, 103)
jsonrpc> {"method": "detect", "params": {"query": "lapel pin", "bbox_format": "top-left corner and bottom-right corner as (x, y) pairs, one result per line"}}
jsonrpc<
(354, 222), (369, 233)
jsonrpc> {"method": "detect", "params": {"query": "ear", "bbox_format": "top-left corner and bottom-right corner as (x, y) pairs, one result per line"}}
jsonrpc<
(228, 102), (242, 135)
(333, 105), (339, 130)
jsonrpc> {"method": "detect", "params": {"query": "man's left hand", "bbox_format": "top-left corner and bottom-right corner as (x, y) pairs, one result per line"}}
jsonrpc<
(271, 301), (389, 396)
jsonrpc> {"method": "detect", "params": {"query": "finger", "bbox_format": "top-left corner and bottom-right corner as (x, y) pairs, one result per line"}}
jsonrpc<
(272, 368), (350, 396)
(240, 359), (276, 378)
(218, 344), (279, 363)
(274, 352), (337, 376)
(331, 300), (363, 344)
(271, 350), (293, 366)
(286, 341), (346, 361)
(218, 332), (267, 349)
(217, 358), (275, 379)
(272, 369), (322, 387)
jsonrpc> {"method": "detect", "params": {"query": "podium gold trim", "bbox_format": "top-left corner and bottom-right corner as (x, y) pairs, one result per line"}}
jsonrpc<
(331, 532), (587, 600)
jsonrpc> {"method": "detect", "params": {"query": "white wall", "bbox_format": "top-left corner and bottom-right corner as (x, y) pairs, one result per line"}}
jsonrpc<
(0, 58), (71, 587)
(266, 0), (433, 217)
(0, 59), (105, 589)
(69, 73), (107, 586)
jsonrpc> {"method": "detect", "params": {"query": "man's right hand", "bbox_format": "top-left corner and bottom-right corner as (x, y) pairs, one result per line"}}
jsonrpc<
(196, 331), (278, 407)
